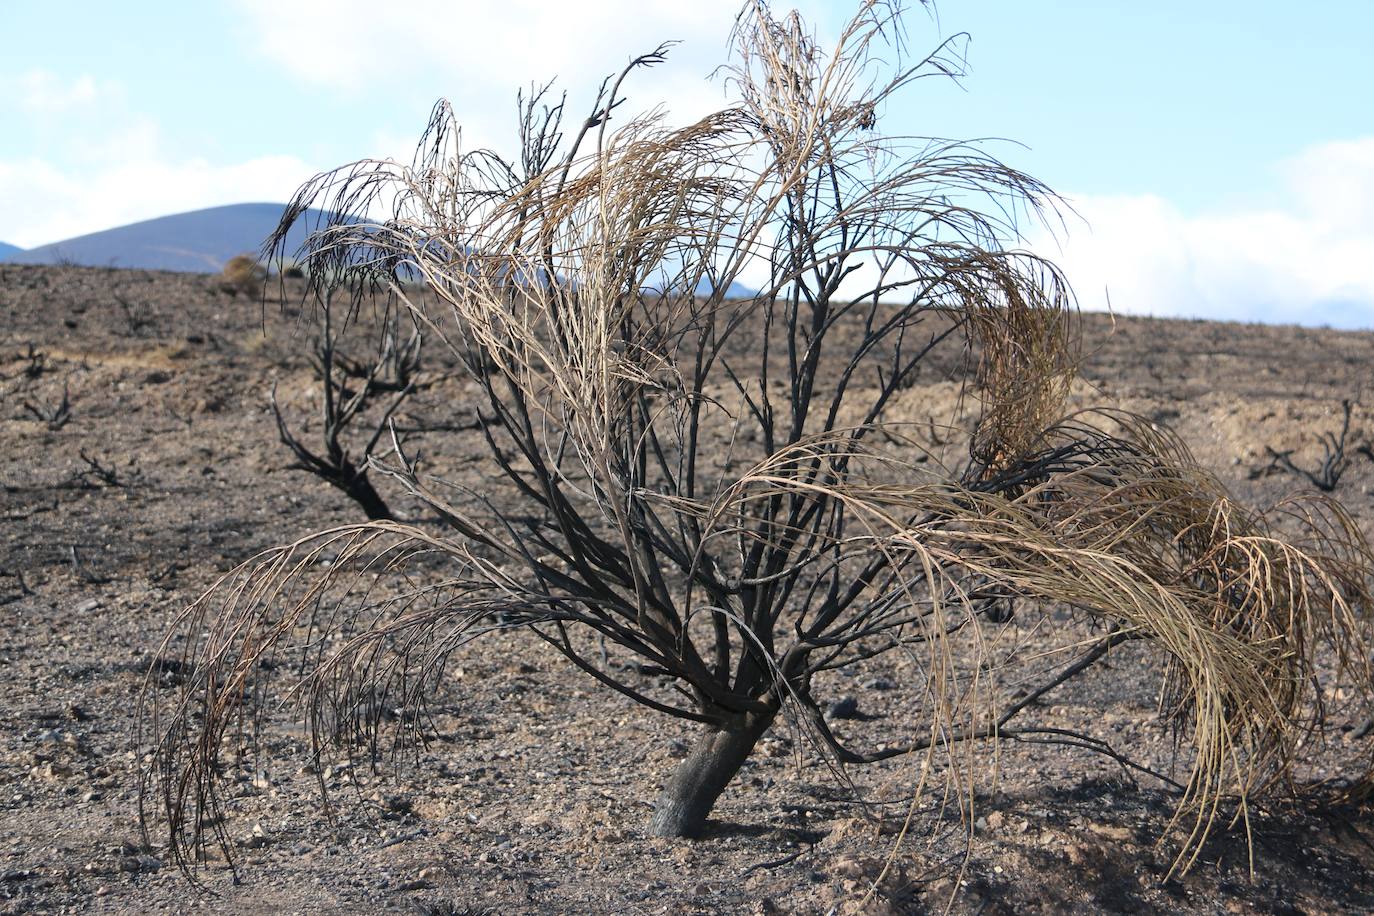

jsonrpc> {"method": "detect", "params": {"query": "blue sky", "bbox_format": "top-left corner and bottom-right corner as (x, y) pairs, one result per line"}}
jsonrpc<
(2, 1), (1372, 327)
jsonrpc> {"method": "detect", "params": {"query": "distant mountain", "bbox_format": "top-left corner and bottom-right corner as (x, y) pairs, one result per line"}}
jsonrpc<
(695, 279), (757, 299)
(0, 205), (761, 299)
(0, 203), (333, 273)
(642, 276), (756, 299)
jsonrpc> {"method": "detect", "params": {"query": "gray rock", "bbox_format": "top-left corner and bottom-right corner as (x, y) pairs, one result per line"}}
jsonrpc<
(827, 696), (861, 720)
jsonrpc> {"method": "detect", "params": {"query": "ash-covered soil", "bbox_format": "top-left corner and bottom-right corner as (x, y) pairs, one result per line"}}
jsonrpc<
(2, 264), (1374, 914)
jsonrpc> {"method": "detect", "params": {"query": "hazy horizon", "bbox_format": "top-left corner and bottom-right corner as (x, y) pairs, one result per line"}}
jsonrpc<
(3, 1), (1371, 328)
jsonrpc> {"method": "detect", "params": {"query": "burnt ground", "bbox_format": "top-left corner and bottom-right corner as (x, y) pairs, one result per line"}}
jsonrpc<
(2, 264), (1374, 914)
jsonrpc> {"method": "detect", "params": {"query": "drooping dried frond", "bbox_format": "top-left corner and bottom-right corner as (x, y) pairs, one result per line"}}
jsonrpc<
(142, 0), (1374, 887)
(688, 410), (1374, 868)
(964, 255), (1079, 468)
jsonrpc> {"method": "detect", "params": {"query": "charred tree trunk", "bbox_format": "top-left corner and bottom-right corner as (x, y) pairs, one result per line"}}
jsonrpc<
(649, 709), (777, 838)
(336, 468), (392, 521)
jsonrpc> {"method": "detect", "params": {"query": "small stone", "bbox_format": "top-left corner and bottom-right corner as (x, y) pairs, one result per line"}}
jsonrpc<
(323, 763), (351, 781)
(759, 738), (790, 758)
(827, 696), (860, 720)
(823, 817), (868, 846)
(520, 813), (552, 831)
(1087, 823), (1133, 841)
(238, 824), (271, 849)
(831, 856), (877, 880)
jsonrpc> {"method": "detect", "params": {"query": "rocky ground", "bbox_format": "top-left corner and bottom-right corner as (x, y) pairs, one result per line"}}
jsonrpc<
(2, 264), (1374, 914)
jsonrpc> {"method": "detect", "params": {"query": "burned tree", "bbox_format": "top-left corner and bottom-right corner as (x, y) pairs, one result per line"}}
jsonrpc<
(142, 0), (1373, 882)
(270, 288), (421, 520)
(1262, 398), (1354, 492)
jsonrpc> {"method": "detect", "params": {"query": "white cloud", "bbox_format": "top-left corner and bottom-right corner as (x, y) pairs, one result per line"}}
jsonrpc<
(1283, 137), (1374, 235)
(236, 0), (769, 91)
(232, 0), (837, 150)
(0, 138), (315, 248)
(5, 70), (122, 112)
(0, 69), (317, 249)
(1036, 138), (1374, 329)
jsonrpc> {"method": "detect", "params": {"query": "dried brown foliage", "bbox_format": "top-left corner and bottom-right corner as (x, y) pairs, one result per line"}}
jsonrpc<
(219, 253), (266, 297)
